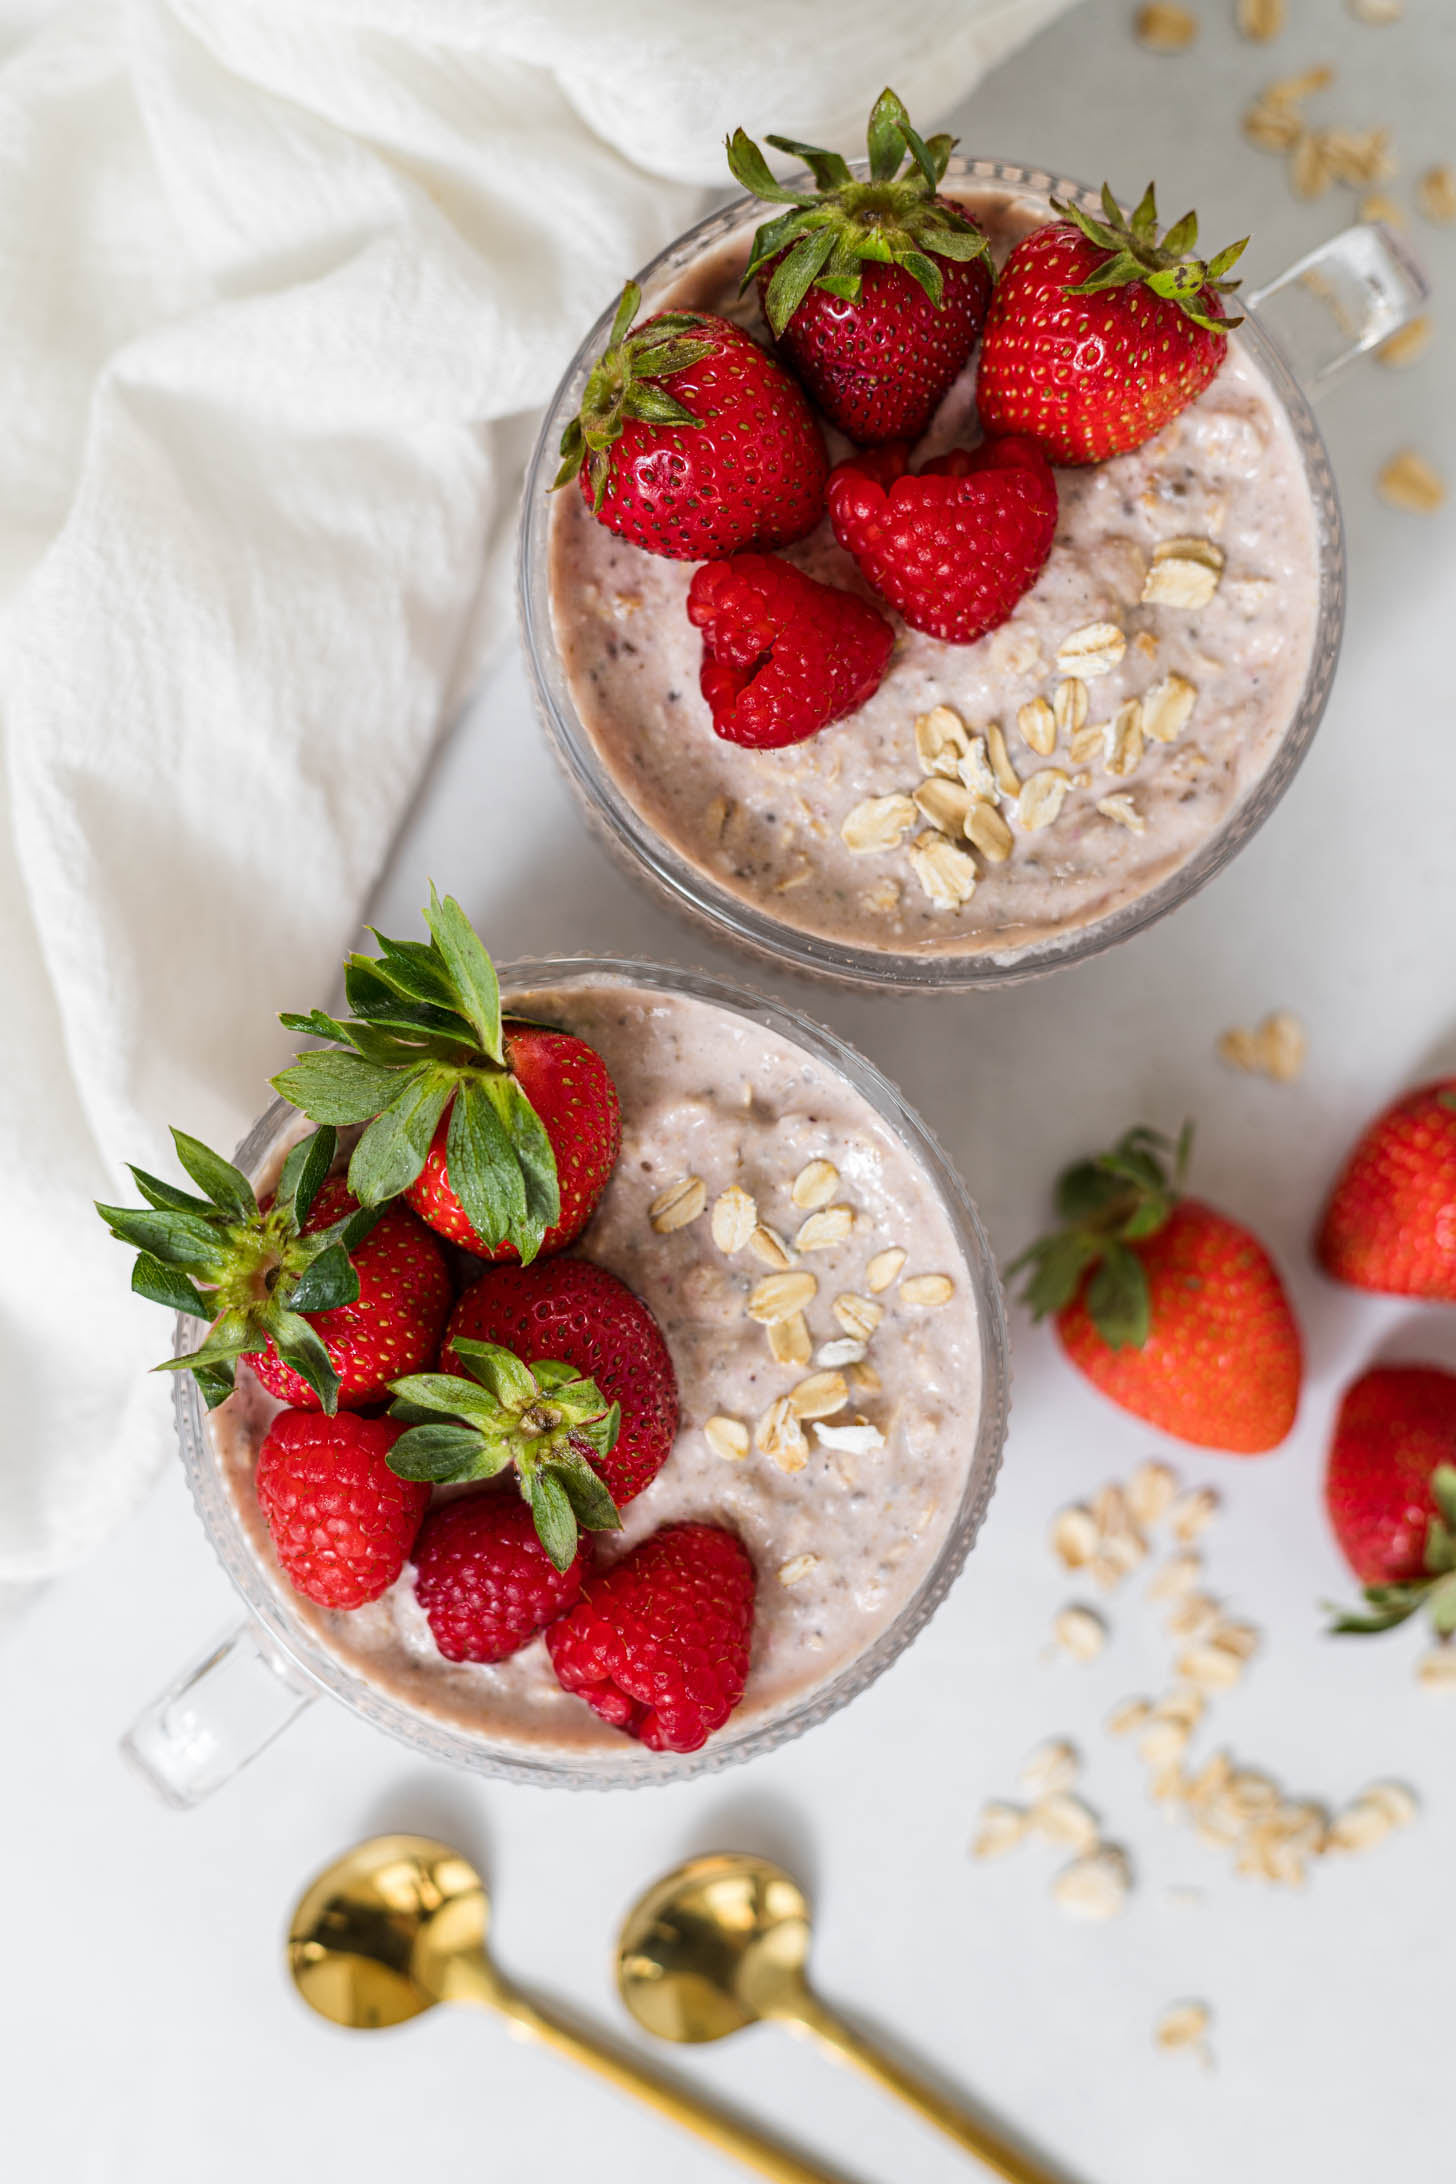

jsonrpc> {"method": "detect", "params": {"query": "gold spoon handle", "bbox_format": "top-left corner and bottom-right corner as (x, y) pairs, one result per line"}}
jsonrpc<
(785, 1991), (1055, 2184)
(456, 1964), (849, 2184)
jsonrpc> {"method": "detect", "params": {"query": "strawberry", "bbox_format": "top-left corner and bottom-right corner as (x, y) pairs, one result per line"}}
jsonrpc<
(96, 1121), (446, 1414)
(412, 1491), (587, 1662)
(255, 1409), (429, 1609)
(1012, 1124), (1301, 1454)
(686, 552), (893, 747)
(545, 1522), (756, 1752)
(726, 88), (991, 446)
(1316, 1080), (1456, 1302)
(275, 887), (621, 1265)
(553, 284), (826, 560)
(1325, 1365), (1456, 1642)
(385, 1257), (678, 1568)
(827, 436), (1057, 645)
(977, 183), (1247, 466)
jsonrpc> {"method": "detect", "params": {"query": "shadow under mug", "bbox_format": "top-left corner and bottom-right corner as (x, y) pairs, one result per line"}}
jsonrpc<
(122, 958), (1012, 1807)
(518, 159), (1429, 991)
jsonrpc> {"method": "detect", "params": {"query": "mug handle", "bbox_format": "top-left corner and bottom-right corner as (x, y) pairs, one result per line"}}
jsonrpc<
(121, 1620), (316, 1808)
(1246, 220), (1429, 383)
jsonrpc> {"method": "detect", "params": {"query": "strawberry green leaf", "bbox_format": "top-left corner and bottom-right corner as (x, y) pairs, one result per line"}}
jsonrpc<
(159, 1309), (267, 1376)
(387, 1422), (509, 1484)
(1429, 1574), (1456, 1638)
(897, 119), (940, 192)
(347, 1068), (454, 1206)
(527, 1469), (579, 1572)
(1432, 1464), (1456, 1533)
(764, 225), (839, 335)
(1086, 1242), (1150, 1350)
(365, 930), (460, 1012)
(922, 222), (991, 263)
(574, 1400), (622, 1461)
(546, 1448), (621, 1535)
(1326, 1583), (1429, 1635)
(896, 247), (944, 309)
(126, 1165), (215, 1217)
(170, 1129), (257, 1221)
(272, 1049), (405, 1126)
(865, 88), (910, 182)
(725, 127), (815, 207)
(262, 1305), (341, 1415)
(762, 134), (853, 194)
(1425, 1514), (1456, 1577)
(287, 1241), (359, 1316)
(449, 1337), (540, 1411)
(387, 1371), (514, 1429)
(344, 955), (466, 1041)
(277, 1125), (337, 1232)
(97, 1202), (231, 1274)
(280, 1007), (354, 1042)
(445, 1077), (528, 1255)
(425, 884), (503, 1062)
(192, 1362), (237, 1410)
(131, 1252), (212, 1319)
(1009, 1230), (1098, 1320)
(482, 1073), (559, 1258)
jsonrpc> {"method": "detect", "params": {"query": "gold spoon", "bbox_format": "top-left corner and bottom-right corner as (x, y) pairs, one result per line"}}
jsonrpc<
(617, 1853), (1063, 2184)
(287, 1834), (853, 2184)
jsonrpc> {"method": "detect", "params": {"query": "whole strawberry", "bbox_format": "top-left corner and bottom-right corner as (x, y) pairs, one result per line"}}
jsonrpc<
(827, 436), (1057, 644)
(1013, 1124), (1301, 1454)
(412, 1492), (587, 1662)
(96, 1120), (443, 1414)
(1316, 1080), (1456, 1302)
(275, 887), (621, 1265)
(727, 88), (991, 446)
(553, 285), (826, 560)
(545, 1522), (756, 1752)
(977, 183), (1246, 465)
(252, 1175), (451, 1412)
(1325, 1365), (1456, 1641)
(687, 552), (893, 747)
(255, 1409), (429, 1609)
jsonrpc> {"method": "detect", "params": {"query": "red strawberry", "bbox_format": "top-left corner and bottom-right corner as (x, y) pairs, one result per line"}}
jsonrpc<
(1013, 1125), (1301, 1454)
(255, 1409), (428, 1609)
(276, 888), (621, 1266)
(407, 1022), (621, 1261)
(1325, 1365), (1456, 1642)
(977, 183), (1246, 465)
(827, 436), (1057, 645)
(412, 1491), (587, 1662)
(1316, 1080), (1456, 1302)
(686, 552), (893, 748)
(553, 286), (826, 561)
(441, 1258), (677, 1509)
(252, 1175), (451, 1411)
(545, 1522), (756, 1752)
(97, 1120), (448, 1415)
(727, 90), (991, 446)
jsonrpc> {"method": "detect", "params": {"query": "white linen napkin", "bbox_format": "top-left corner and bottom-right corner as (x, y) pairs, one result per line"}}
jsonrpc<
(0, 0), (1072, 1604)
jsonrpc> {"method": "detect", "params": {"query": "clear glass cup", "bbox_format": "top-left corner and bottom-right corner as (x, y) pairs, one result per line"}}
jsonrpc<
(518, 157), (1427, 991)
(123, 957), (1011, 1805)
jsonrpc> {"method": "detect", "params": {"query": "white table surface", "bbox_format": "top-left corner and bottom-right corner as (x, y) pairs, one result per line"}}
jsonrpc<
(4, 3), (1451, 2177)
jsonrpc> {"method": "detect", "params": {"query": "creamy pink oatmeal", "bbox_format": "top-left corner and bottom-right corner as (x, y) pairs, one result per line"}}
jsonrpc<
(548, 188), (1321, 958)
(214, 981), (982, 1752)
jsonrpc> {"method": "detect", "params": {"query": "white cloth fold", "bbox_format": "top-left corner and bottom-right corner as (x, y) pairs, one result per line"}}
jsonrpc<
(0, 0), (1071, 1586)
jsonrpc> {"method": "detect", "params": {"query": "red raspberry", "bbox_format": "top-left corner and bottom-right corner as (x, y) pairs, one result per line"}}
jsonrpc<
(442, 1257), (678, 1507)
(255, 1410), (429, 1609)
(827, 435), (1058, 645)
(412, 1492), (587, 1663)
(686, 553), (894, 749)
(252, 1175), (452, 1411)
(545, 1522), (756, 1753)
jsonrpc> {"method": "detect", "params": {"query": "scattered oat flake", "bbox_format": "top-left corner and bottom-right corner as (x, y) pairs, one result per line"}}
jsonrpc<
(1417, 1647), (1456, 1691)
(777, 1553), (819, 1587)
(985, 721), (1022, 795)
(1417, 164), (1456, 223)
(1142, 671), (1197, 743)
(1378, 450), (1446, 513)
(1237, 0), (1284, 39)
(1151, 1686), (1206, 1730)
(747, 1269), (818, 1324)
(795, 1204), (855, 1253)
(815, 1336), (865, 1369)
(965, 798), (1014, 862)
(814, 1419), (885, 1454)
(1155, 2001), (1213, 2056)
(1139, 1719), (1192, 1771)
(900, 1272), (955, 1307)
(833, 1292), (883, 1343)
(791, 1159), (839, 1211)
(914, 704), (970, 778)
(1057, 621), (1126, 678)
(1107, 1696), (1152, 1737)
(842, 793), (917, 854)
(1051, 1503), (1099, 1569)
(748, 1223), (794, 1270)
(1363, 1780), (1419, 1829)
(860, 877), (902, 916)
(1328, 1797), (1397, 1852)
(1148, 1551), (1202, 1601)
(711, 1184), (758, 1255)
(848, 1360), (881, 1397)
(1030, 1793), (1101, 1851)
(1376, 316), (1431, 368)
(866, 1246), (907, 1294)
(971, 1802), (1028, 1859)
(1018, 768), (1071, 831)
(958, 736), (1000, 802)
(1170, 1488), (1219, 1542)
(1135, 2), (1198, 51)
(1179, 1642), (1245, 1691)
(649, 1175), (706, 1233)
(1142, 538), (1223, 608)
(1290, 130), (1334, 200)
(1053, 677), (1089, 737)
(1350, 0), (1401, 17)
(1244, 96), (1303, 153)
(1053, 1605), (1108, 1662)
(1020, 1740), (1080, 1797)
(909, 830), (978, 910)
(1052, 1848), (1130, 1920)
(1166, 1591), (1221, 1640)
(1017, 696), (1057, 757)
(915, 775), (973, 837)
(1219, 1009), (1307, 1083)
(1097, 792), (1146, 834)
(704, 1415), (749, 1463)
(1361, 191), (1406, 230)
(756, 1396), (809, 1472)
(1128, 1459), (1178, 1525)
(788, 1369), (849, 1421)
(768, 1312), (812, 1367)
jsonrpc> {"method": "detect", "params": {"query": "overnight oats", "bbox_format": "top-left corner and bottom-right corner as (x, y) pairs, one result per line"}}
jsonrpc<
(525, 105), (1339, 984)
(104, 909), (1007, 1784)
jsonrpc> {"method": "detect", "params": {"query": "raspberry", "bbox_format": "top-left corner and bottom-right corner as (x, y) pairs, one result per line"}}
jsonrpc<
(442, 1257), (678, 1507)
(255, 1410), (429, 1610)
(412, 1492), (587, 1663)
(827, 435), (1058, 646)
(545, 1522), (756, 1753)
(686, 553), (893, 749)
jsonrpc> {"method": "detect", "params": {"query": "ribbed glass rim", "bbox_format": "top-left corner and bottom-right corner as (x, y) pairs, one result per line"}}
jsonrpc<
(518, 156), (1345, 991)
(175, 956), (1012, 1788)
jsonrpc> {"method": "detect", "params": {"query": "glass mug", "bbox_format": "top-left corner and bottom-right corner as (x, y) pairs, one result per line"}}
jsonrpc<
(518, 158), (1428, 991)
(124, 959), (1011, 1806)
